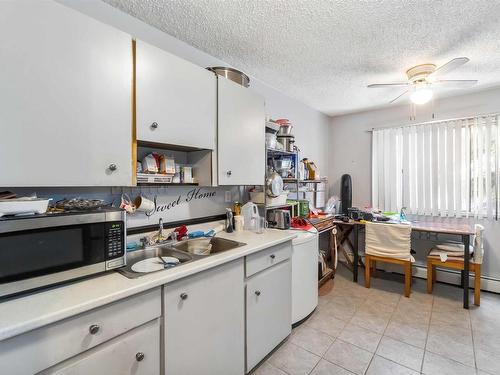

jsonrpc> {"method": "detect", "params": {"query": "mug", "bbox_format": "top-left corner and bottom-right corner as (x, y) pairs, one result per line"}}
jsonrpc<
(134, 195), (155, 213)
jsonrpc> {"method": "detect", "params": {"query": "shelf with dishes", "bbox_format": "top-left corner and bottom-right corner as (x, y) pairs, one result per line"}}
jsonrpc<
(135, 141), (212, 186)
(266, 147), (296, 156)
(283, 178), (327, 184)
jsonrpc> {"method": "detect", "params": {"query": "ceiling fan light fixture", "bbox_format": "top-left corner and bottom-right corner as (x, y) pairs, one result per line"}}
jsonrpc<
(410, 86), (433, 105)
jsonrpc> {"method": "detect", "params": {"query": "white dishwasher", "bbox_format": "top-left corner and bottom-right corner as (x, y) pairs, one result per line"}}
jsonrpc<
(290, 229), (319, 325)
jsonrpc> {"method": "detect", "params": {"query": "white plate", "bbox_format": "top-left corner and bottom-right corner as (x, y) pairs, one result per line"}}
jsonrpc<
(131, 256), (180, 273)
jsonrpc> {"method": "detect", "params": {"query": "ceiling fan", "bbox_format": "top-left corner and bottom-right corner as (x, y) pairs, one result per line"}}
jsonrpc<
(367, 57), (478, 105)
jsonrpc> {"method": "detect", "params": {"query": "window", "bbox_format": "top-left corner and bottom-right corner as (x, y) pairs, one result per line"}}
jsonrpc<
(372, 114), (499, 219)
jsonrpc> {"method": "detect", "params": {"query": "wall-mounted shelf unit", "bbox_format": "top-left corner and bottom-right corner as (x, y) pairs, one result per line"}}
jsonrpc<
(266, 148), (296, 156)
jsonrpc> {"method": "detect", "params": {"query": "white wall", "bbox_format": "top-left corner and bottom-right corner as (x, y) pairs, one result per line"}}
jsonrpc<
(329, 87), (500, 282)
(58, 0), (330, 176)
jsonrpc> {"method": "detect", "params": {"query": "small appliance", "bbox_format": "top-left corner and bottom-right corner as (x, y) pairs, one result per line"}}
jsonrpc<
(267, 209), (291, 230)
(348, 207), (374, 221)
(0, 207), (126, 298)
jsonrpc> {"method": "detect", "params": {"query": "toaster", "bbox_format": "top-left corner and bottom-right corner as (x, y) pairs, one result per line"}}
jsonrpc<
(267, 209), (291, 230)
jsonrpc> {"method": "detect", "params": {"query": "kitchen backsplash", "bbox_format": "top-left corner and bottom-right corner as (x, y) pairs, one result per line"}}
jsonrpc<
(5, 186), (242, 228)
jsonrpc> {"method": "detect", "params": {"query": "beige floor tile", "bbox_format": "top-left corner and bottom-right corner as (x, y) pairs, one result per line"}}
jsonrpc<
(321, 302), (358, 322)
(323, 339), (373, 375)
(310, 359), (355, 375)
(318, 295), (332, 307)
(473, 331), (500, 356)
(252, 361), (288, 375)
(422, 351), (476, 375)
(426, 322), (475, 367)
(432, 294), (464, 312)
(365, 288), (401, 307)
(290, 326), (334, 356)
(430, 308), (471, 329)
(384, 320), (429, 349)
(392, 306), (431, 324)
(328, 292), (367, 308)
(360, 299), (396, 315)
(268, 342), (321, 375)
(397, 294), (433, 311)
(337, 322), (382, 352)
(366, 355), (419, 375)
(349, 304), (392, 334)
(376, 336), (424, 371)
(306, 309), (348, 338)
(475, 348), (500, 375)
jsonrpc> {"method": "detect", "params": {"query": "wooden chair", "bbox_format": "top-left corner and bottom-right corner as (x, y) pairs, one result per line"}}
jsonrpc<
(427, 224), (484, 306)
(364, 222), (413, 297)
(427, 258), (481, 306)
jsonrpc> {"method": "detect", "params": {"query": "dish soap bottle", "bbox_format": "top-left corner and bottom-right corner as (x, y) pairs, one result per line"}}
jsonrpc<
(225, 208), (234, 233)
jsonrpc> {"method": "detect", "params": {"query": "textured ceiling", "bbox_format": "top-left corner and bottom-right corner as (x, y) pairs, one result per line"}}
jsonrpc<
(103, 0), (500, 116)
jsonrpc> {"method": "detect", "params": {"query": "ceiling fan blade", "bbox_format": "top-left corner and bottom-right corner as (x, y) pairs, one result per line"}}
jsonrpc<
(428, 57), (469, 79)
(433, 79), (478, 88)
(389, 90), (409, 104)
(367, 83), (409, 88)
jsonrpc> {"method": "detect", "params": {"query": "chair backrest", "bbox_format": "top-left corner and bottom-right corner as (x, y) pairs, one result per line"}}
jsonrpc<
(365, 222), (412, 260)
(473, 224), (485, 263)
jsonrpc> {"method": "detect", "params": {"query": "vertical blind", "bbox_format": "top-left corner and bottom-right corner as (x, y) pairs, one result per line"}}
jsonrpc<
(372, 114), (499, 219)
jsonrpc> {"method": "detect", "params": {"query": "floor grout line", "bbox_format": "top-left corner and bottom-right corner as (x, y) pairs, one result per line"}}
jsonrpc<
(420, 291), (434, 374)
(362, 291), (401, 374)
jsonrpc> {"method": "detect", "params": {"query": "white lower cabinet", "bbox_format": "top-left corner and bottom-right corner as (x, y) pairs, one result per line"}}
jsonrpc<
(0, 288), (161, 375)
(164, 259), (245, 375)
(41, 319), (160, 375)
(246, 260), (292, 372)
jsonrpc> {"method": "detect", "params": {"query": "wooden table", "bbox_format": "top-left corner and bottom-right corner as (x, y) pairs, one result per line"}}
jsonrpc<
(332, 219), (475, 309)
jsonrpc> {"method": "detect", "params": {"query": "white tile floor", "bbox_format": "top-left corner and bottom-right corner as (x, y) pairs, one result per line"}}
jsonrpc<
(252, 266), (500, 375)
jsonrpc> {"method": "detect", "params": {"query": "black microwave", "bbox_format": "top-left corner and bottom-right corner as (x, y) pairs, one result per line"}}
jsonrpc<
(0, 208), (126, 299)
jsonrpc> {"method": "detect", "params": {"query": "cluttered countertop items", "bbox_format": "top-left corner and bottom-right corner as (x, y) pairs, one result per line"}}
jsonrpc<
(0, 218), (296, 341)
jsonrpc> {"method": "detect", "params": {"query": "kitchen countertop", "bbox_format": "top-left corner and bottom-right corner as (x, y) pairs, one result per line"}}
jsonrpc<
(0, 223), (296, 341)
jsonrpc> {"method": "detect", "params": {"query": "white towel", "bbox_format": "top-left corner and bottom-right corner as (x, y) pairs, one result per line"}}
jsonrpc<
(365, 222), (414, 262)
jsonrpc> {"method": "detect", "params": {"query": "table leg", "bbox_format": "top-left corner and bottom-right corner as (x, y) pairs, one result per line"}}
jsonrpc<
(353, 224), (359, 283)
(463, 234), (470, 309)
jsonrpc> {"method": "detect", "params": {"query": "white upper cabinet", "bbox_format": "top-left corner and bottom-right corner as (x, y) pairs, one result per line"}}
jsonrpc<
(0, 1), (133, 187)
(217, 77), (265, 185)
(135, 40), (217, 150)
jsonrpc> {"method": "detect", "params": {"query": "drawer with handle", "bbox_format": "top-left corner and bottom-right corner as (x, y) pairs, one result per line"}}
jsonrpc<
(40, 319), (160, 375)
(245, 241), (292, 277)
(0, 287), (161, 375)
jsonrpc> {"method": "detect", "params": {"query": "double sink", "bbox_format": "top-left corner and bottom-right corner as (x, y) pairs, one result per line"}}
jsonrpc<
(119, 237), (246, 279)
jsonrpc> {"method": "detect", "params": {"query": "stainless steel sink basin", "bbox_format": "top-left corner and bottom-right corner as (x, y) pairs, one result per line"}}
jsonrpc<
(118, 237), (247, 279)
(118, 246), (194, 279)
(172, 237), (246, 256)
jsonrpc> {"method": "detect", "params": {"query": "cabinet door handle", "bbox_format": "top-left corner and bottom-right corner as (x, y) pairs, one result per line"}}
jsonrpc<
(89, 324), (100, 335)
(180, 292), (188, 300)
(151, 122), (159, 129)
(226, 170), (232, 177)
(270, 254), (276, 259)
(135, 352), (145, 362)
(255, 290), (261, 296)
(108, 163), (117, 172)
